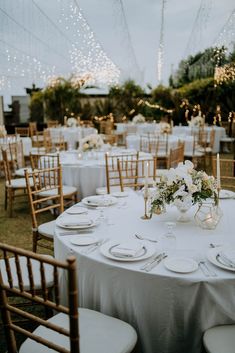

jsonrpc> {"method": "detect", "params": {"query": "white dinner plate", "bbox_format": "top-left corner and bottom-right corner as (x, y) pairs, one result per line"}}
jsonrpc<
(219, 189), (235, 199)
(56, 216), (98, 229)
(70, 235), (98, 246)
(82, 195), (118, 207)
(66, 206), (88, 215)
(112, 191), (129, 198)
(164, 257), (198, 273)
(100, 240), (155, 262)
(207, 247), (235, 272)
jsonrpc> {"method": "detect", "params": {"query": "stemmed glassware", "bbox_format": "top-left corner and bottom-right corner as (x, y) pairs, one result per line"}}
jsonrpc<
(161, 222), (176, 252)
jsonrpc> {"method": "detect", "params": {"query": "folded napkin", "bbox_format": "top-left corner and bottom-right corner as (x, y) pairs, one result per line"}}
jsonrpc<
(87, 197), (113, 206)
(60, 216), (92, 227)
(110, 242), (144, 258)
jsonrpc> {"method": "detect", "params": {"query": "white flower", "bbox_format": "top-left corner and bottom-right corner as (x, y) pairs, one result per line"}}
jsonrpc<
(67, 117), (77, 127)
(132, 114), (145, 124)
(80, 134), (104, 152)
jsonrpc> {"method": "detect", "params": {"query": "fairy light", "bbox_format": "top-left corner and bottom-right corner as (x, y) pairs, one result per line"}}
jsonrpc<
(137, 99), (173, 114)
(214, 62), (235, 85)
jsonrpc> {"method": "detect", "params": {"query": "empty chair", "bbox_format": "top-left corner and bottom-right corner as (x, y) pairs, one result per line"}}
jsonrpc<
(212, 158), (235, 190)
(8, 140), (32, 177)
(0, 243), (137, 353)
(167, 141), (185, 168)
(29, 152), (77, 207)
(25, 165), (64, 252)
(1, 148), (32, 217)
(96, 152), (139, 195)
(15, 127), (30, 137)
(118, 157), (156, 190)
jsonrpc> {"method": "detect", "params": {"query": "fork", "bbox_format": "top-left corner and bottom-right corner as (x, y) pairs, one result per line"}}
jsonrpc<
(144, 254), (167, 272)
(135, 234), (158, 243)
(83, 238), (109, 254)
(198, 261), (217, 277)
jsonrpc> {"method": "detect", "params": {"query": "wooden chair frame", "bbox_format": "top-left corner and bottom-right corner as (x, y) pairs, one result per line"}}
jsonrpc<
(25, 166), (64, 252)
(212, 158), (235, 190)
(118, 157), (156, 190)
(105, 152), (139, 194)
(15, 127), (30, 137)
(167, 142), (185, 169)
(0, 243), (79, 353)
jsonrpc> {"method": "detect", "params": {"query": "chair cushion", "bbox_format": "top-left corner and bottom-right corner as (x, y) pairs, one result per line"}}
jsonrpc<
(30, 147), (46, 154)
(6, 178), (33, 189)
(0, 255), (54, 290)
(15, 167), (33, 177)
(203, 325), (235, 353)
(38, 220), (55, 239)
(19, 308), (137, 353)
(38, 185), (77, 198)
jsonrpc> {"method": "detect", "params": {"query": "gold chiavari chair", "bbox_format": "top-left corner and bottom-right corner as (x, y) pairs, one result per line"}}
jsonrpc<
(46, 120), (59, 128)
(43, 129), (66, 152)
(29, 153), (77, 211)
(118, 157), (156, 191)
(167, 142), (185, 169)
(15, 127), (30, 137)
(96, 152), (139, 195)
(8, 140), (32, 177)
(1, 148), (33, 217)
(0, 243), (137, 353)
(99, 120), (114, 135)
(212, 158), (235, 190)
(184, 132), (205, 169)
(25, 166), (64, 252)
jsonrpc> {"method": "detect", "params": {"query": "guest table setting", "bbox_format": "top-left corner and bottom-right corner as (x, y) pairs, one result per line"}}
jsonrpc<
(54, 159), (235, 353)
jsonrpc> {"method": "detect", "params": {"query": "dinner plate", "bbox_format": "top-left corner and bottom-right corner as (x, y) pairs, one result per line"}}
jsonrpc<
(164, 257), (198, 273)
(56, 216), (98, 229)
(70, 235), (98, 246)
(112, 191), (129, 198)
(219, 189), (235, 199)
(66, 206), (88, 215)
(82, 195), (118, 207)
(207, 247), (235, 271)
(100, 240), (155, 262)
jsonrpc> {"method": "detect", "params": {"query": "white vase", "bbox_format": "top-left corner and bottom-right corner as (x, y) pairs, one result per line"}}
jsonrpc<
(175, 197), (192, 223)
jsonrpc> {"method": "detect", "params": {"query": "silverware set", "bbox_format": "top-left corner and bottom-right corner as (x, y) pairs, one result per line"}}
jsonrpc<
(198, 261), (217, 277)
(59, 230), (94, 236)
(135, 234), (158, 243)
(82, 238), (109, 254)
(140, 253), (167, 272)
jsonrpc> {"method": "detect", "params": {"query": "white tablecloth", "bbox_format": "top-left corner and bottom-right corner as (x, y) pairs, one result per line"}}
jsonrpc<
(54, 193), (235, 353)
(48, 127), (98, 149)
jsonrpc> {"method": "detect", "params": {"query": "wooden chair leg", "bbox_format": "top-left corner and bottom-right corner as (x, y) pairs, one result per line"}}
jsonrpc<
(32, 231), (38, 253)
(9, 189), (13, 218)
(4, 187), (8, 210)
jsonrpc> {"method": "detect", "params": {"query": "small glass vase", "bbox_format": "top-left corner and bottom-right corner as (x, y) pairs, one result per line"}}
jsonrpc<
(194, 201), (223, 230)
(175, 197), (192, 223)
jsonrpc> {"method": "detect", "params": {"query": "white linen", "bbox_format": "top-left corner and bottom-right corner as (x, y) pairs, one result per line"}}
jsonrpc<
(48, 127), (98, 149)
(54, 192), (235, 353)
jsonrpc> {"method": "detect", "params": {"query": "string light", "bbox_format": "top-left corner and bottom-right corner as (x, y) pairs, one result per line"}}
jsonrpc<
(137, 99), (173, 114)
(214, 62), (235, 85)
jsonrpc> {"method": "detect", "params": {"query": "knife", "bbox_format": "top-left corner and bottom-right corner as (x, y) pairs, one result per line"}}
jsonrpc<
(144, 254), (167, 272)
(140, 253), (163, 270)
(83, 238), (109, 254)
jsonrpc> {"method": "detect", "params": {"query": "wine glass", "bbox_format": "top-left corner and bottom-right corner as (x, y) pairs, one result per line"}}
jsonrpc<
(161, 222), (176, 252)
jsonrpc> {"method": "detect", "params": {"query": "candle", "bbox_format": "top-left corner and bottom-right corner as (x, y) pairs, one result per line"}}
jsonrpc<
(216, 153), (221, 189)
(144, 162), (149, 198)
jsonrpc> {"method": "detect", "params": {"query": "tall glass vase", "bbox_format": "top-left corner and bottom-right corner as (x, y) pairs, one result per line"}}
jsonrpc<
(174, 197), (192, 223)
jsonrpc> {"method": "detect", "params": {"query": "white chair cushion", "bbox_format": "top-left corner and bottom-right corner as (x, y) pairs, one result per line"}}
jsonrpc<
(32, 135), (44, 142)
(15, 167), (33, 177)
(6, 178), (33, 189)
(38, 220), (55, 239)
(30, 147), (46, 154)
(203, 325), (235, 353)
(0, 255), (54, 290)
(38, 185), (77, 198)
(19, 308), (137, 353)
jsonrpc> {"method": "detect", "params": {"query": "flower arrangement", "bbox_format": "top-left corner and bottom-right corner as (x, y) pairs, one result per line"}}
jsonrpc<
(151, 160), (217, 214)
(132, 114), (145, 124)
(67, 117), (78, 128)
(0, 125), (7, 138)
(188, 114), (204, 127)
(160, 122), (171, 134)
(80, 134), (104, 152)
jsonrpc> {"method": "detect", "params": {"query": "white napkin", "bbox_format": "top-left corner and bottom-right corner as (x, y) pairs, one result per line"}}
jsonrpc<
(111, 242), (143, 258)
(60, 216), (92, 226)
(87, 196), (113, 206)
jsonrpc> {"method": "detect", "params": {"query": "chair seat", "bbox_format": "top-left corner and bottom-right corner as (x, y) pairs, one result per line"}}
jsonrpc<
(19, 308), (137, 353)
(38, 220), (55, 238)
(38, 185), (77, 198)
(185, 151), (204, 157)
(203, 325), (235, 353)
(15, 167), (33, 177)
(0, 255), (54, 290)
(32, 135), (44, 142)
(30, 147), (46, 154)
(6, 177), (33, 189)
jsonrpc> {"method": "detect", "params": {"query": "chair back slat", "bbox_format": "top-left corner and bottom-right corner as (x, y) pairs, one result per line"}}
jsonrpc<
(14, 254), (24, 292)
(3, 250), (13, 288)
(27, 257), (35, 295)
(0, 243), (80, 353)
(54, 265), (60, 306)
(212, 158), (235, 189)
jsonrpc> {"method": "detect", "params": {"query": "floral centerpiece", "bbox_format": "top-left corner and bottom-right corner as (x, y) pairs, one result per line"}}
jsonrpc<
(188, 114), (204, 127)
(160, 122), (171, 134)
(80, 134), (104, 152)
(67, 117), (77, 128)
(0, 125), (7, 138)
(151, 160), (217, 215)
(132, 114), (145, 124)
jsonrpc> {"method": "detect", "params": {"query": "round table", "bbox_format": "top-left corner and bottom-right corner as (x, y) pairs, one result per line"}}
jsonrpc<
(54, 192), (235, 353)
(48, 127), (98, 149)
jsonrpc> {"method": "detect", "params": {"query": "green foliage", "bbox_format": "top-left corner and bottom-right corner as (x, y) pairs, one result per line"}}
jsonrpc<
(29, 91), (44, 122)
